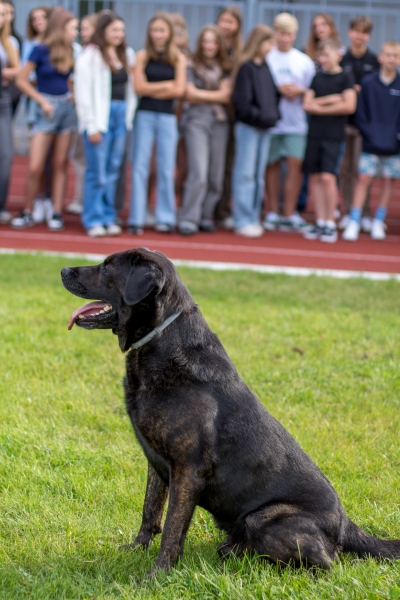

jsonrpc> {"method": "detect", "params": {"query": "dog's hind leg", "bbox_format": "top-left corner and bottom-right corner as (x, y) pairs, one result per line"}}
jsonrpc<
(245, 511), (336, 569)
(131, 463), (168, 548)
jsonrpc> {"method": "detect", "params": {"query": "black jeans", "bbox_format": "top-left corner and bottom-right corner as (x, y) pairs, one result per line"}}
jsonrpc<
(0, 94), (13, 212)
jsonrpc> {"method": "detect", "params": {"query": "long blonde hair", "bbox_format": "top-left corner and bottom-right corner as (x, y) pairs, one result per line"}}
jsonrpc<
(233, 23), (274, 80)
(145, 11), (180, 66)
(43, 7), (75, 73)
(0, 0), (17, 67)
(305, 13), (340, 61)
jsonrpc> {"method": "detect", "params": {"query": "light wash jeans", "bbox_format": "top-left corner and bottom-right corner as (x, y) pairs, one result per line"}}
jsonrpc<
(232, 121), (272, 229)
(82, 101), (127, 230)
(129, 110), (178, 227)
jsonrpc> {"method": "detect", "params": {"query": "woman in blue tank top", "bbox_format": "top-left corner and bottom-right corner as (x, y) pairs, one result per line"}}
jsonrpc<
(11, 8), (79, 232)
(128, 11), (186, 235)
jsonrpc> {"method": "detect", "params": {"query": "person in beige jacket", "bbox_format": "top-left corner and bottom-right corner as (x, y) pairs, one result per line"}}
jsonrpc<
(75, 10), (136, 237)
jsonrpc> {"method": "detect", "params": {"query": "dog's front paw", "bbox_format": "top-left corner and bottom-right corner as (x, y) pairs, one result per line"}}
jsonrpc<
(120, 531), (152, 551)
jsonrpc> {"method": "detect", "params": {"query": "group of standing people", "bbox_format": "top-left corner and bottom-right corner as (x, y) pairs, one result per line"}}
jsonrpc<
(0, 4), (399, 243)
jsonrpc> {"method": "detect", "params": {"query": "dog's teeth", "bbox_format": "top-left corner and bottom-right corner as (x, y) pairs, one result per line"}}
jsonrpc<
(104, 305), (111, 312)
(99, 310), (105, 314)
(78, 315), (83, 319)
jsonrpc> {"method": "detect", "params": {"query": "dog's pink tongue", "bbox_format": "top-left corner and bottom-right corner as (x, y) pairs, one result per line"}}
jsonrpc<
(68, 301), (108, 330)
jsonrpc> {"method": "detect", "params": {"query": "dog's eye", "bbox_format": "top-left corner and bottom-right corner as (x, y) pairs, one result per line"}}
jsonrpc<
(102, 264), (110, 276)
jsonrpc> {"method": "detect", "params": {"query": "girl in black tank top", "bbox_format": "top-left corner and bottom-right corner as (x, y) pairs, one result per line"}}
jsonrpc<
(138, 56), (175, 114)
(128, 12), (186, 234)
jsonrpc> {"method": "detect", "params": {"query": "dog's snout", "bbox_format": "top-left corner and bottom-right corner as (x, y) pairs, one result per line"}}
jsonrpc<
(61, 267), (75, 279)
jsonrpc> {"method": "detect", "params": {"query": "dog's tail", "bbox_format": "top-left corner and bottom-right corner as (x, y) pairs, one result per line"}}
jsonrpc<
(343, 518), (400, 559)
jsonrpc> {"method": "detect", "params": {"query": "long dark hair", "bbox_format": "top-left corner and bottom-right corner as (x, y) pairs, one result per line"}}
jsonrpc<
(91, 9), (127, 71)
(216, 5), (243, 61)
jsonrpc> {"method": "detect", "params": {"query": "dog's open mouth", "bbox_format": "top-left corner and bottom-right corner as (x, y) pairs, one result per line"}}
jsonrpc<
(68, 301), (117, 330)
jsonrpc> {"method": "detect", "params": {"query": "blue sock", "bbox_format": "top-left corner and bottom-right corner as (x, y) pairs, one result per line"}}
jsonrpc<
(374, 207), (387, 222)
(349, 208), (362, 224)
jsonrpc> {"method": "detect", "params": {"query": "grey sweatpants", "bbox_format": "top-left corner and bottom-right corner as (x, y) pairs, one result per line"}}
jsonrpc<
(0, 95), (13, 212)
(179, 112), (229, 227)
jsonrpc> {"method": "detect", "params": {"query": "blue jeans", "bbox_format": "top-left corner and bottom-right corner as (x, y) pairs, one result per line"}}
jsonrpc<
(129, 110), (178, 227)
(232, 121), (272, 229)
(82, 101), (127, 230)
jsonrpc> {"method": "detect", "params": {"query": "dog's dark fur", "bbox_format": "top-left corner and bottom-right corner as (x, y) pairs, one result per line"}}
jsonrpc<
(61, 248), (400, 573)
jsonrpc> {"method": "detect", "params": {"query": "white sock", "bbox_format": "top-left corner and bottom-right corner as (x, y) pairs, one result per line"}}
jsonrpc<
(316, 219), (326, 227)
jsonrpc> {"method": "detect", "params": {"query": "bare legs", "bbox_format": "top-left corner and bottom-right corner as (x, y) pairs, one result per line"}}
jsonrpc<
(352, 173), (392, 212)
(25, 131), (73, 213)
(310, 172), (338, 222)
(266, 157), (304, 217)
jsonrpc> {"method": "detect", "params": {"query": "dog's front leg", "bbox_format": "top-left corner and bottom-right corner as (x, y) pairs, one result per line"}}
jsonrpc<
(132, 463), (168, 548)
(152, 466), (201, 573)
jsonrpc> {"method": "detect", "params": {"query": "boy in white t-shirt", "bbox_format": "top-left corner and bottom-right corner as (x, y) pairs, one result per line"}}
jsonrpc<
(265, 13), (315, 232)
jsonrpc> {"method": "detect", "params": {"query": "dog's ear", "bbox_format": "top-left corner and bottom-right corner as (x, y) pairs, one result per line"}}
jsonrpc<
(123, 264), (158, 306)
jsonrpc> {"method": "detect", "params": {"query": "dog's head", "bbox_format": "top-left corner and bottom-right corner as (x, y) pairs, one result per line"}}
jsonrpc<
(61, 248), (191, 351)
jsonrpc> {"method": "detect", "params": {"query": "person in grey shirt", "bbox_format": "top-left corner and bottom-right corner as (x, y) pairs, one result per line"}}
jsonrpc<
(178, 25), (232, 235)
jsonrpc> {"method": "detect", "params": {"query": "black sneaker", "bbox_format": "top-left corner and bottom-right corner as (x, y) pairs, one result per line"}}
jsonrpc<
(48, 212), (64, 231)
(320, 225), (338, 243)
(11, 210), (35, 229)
(303, 224), (324, 240)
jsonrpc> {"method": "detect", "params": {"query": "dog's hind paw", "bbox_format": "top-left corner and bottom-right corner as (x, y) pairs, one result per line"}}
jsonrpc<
(217, 537), (246, 558)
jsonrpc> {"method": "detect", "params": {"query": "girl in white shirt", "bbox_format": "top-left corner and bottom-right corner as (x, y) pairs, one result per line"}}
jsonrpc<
(75, 10), (136, 237)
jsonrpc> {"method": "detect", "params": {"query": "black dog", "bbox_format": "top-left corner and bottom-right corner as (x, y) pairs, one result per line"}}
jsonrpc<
(61, 248), (400, 573)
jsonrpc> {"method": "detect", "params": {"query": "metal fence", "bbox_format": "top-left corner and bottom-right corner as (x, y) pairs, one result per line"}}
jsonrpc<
(13, 0), (400, 53)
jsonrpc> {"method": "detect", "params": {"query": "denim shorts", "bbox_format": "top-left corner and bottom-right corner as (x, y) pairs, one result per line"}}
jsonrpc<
(358, 152), (400, 179)
(31, 92), (77, 136)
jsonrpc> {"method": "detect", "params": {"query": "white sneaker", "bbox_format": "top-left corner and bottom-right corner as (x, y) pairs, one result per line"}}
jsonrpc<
(235, 224), (264, 238)
(263, 212), (280, 231)
(47, 212), (64, 231)
(370, 219), (386, 240)
(338, 215), (350, 230)
(66, 200), (83, 215)
(32, 198), (46, 223)
(342, 220), (360, 242)
(105, 224), (122, 236)
(334, 208), (341, 220)
(218, 216), (234, 230)
(361, 216), (373, 233)
(87, 225), (106, 237)
(0, 210), (12, 224)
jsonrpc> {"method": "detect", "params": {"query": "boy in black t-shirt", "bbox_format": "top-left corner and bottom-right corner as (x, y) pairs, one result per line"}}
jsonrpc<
(339, 16), (380, 231)
(302, 39), (356, 242)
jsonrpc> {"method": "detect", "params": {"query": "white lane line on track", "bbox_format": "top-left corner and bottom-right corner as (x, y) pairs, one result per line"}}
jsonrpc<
(1, 248), (400, 281)
(1, 230), (400, 263)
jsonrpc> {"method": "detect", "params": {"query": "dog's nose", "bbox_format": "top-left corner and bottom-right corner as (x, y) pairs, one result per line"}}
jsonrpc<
(61, 267), (73, 279)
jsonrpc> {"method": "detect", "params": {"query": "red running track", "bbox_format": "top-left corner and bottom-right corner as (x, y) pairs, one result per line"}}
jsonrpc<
(1, 156), (399, 275)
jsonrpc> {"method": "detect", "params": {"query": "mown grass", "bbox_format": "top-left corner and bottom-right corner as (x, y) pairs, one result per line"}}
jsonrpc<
(0, 252), (399, 600)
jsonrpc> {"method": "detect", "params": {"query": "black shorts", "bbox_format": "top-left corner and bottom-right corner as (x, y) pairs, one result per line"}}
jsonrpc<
(302, 138), (343, 174)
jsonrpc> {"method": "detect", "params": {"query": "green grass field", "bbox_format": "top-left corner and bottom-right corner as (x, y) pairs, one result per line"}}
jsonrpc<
(0, 252), (399, 599)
